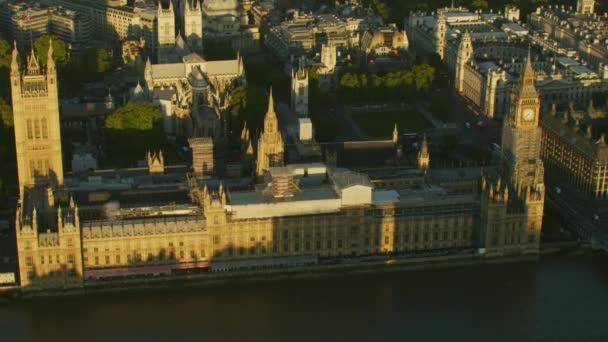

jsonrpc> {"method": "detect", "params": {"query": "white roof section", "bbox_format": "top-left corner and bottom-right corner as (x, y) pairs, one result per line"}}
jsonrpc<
(227, 187), (341, 219)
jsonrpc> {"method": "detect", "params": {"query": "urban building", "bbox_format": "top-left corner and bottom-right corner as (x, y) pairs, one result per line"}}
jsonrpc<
(265, 11), (359, 61)
(47, 0), (158, 53)
(291, 57), (309, 117)
(11, 54), (547, 290)
(200, 0), (260, 52)
(10, 41), (64, 191)
(408, 6), (608, 119)
(540, 102), (608, 198)
(2, 2), (92, 50)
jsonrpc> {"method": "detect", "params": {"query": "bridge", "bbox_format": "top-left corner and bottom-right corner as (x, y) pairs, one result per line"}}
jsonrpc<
(545, 191), (608, 252)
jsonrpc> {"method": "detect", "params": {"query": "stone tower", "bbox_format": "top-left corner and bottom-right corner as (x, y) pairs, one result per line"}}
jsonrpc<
(417, 133), (430, 175)
(321, 42), (337, 73)
(291, 56), (309, 117)
(157, 0), (176, 55)
(11, 41), (64, 191)
(184, 0), (202, 52)
(577, 0), (595, 15)
(501, 50), (542, 188)
(256, 88), (284, 180)
(481, 50), (545, 257)
(455, 31), (473, 93)
(434, 10), (447, 60)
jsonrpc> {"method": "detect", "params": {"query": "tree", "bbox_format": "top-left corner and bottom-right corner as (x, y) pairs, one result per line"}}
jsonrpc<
(229, 85), (269, 134)
(470, 0), (489, 10)
(79, 48), (112, 81)
(0, 38), (11, 88)
(34, 35), (68, 67)
(105, 102), (164, 161)
(0, 98), (12, 129)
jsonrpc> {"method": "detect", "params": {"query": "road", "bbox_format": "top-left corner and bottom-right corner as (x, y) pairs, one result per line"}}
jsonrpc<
(544, 175), (608, 251)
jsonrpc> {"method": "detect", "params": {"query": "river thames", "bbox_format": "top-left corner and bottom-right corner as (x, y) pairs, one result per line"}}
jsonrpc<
(0, 255), (606, 342)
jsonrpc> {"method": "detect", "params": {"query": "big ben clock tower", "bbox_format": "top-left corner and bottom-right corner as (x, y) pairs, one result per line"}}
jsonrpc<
(501, 50), (543, 189)
(481, 49), (545, 257)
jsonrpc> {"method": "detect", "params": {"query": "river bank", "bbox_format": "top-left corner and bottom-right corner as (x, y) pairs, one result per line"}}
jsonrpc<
(0, 240), (599, 302)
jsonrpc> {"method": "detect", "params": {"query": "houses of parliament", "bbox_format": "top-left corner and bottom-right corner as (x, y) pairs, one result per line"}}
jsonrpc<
(9, 37), (546, 289)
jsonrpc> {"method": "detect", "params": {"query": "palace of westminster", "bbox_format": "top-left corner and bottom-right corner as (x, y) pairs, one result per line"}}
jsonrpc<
(5, 0), (607, 290)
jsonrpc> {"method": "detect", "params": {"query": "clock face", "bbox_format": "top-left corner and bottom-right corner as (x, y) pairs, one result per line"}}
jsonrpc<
(523, 108), (535, 121)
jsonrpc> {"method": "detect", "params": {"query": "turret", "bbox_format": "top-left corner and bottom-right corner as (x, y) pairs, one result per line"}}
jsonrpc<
(456, 31), (473, 92)
(418, 133), (430, 175)
(434, 10), (447, 60)
(26, 47), (40, 76)
(46, 39), (56, 76)
(10, 41), (19, 77)
(392, 123), (399, 144)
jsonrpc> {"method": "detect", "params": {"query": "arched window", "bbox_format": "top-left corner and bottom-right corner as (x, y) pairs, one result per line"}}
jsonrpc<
(34, 119), (40, 139)
(41, 118), (48, 139)
(26, 120), (33, 139)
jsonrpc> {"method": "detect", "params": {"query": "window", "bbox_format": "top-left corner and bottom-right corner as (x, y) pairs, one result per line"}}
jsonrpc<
(316, 241), (321, 249)
(40, 256), (45, 265)
(327, 240), (332, 249)
(105, 256), (110, 264)
(41, 119), (48, 139)
(34, 119), (40, 139)
(68, 255), (74, 264)
(115, 255), (120, 263)
(26, 120), (33, 139)
(48, 255), (52, 264)
(180, 251), (185, 259)
(56, 255), (60, 264)
(94, 256), (99, 265)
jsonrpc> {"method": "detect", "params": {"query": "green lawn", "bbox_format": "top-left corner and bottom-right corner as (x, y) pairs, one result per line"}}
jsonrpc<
(350, 110), (432, 138)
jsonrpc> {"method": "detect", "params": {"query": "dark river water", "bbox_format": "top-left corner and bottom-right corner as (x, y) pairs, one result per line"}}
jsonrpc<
(0, 256), (607, 342)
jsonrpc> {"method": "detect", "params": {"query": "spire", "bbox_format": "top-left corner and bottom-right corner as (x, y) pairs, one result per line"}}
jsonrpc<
(588, 100), (595, 116)
(26, 46), (40, 75)
(46, 38), (55, 74)
(420, 133), (429, 155)
(10, 41), (19, 76)
(462, 30), (471, 43)
(392, 123), (399, 143)
(168, 0), (173, 11)
(267, 87), (275, 117)
(522, 47), (535, 81)
(241, 121), (248, 140)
